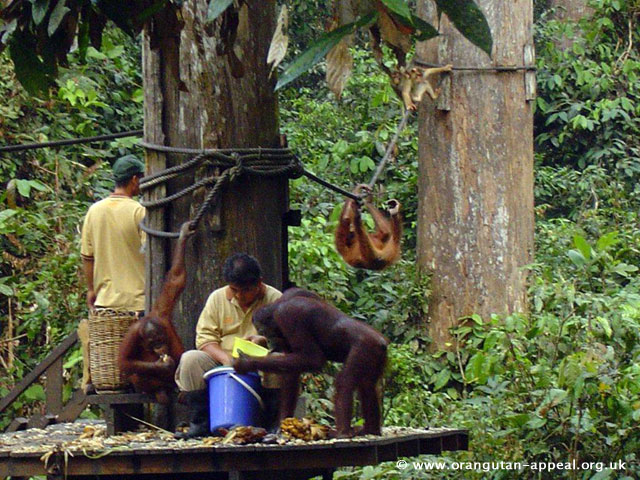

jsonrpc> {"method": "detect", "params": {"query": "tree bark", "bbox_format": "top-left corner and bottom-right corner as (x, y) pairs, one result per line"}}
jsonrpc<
(143, 0), (285, 349)
(415, 1), (534, 348)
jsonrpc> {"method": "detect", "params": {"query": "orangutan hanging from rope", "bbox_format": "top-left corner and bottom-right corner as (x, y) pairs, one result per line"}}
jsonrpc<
(335, 184), (402, 270)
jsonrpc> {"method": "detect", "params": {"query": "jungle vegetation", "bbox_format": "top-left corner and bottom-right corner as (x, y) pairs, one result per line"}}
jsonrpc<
(0, 0), (638, 478)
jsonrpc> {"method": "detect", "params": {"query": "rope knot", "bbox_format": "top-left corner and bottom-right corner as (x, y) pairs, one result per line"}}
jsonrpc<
(229, 153), (244, 181)
(288, 157), (305, 179)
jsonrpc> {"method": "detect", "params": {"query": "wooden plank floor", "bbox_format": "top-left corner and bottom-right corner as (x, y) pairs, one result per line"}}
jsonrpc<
(0, 420), (468, 479)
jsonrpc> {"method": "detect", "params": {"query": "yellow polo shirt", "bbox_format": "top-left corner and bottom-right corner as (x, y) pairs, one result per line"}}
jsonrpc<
(80, 195), (146, 311)
(196, 284), (282, 353)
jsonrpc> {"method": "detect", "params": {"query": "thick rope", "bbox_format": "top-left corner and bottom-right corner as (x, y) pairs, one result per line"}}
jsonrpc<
(139, 222), (181, 239)
(140, 153), (208, 187)
(139, 147), (303, 237)
(139, 140), (386, 237)
(302, 170), (360, 201)
(0, 130), (143, 153)
(140, 170), (233, 239)
(367, 109), (411, 191)
(141, 175), (219, 209)
(190, 165), (238, 227)
(139, 141), (295, 156)
(414, 59), (537, 72)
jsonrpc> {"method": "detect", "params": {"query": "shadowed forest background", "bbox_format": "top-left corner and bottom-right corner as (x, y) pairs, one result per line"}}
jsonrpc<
(0, 0), (639, 478)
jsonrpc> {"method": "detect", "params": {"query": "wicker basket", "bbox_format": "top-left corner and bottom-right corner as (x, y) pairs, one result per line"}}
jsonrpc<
(88, 309), (138, 393)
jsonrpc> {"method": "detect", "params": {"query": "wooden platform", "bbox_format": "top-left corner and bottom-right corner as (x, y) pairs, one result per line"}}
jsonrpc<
(0, 420), (468, 479)
(85, 392), (159, 435)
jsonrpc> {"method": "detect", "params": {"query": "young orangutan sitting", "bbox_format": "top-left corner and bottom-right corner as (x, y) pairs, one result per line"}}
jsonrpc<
(118, 222), (194, 403)
(232, 287), (388, 438)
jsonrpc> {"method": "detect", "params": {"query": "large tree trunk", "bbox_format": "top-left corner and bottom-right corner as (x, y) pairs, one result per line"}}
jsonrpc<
(142, 0), (284, 349)
(416, 1), (535, 348)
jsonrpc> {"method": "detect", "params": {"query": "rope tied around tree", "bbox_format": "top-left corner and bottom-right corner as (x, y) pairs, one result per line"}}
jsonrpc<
(139, 144), (304, 238)
(137, 129), (404, 239)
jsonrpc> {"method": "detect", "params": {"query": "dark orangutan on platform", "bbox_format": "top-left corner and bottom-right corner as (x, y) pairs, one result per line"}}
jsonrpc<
(335, 184), (402, 271)
(118, 222), (194, 404)
(232, 287), (388, 438)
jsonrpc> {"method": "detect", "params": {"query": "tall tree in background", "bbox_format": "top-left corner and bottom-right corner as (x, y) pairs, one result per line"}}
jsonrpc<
(549, 0), (593, 21)
(415, 1), (535, 348)
(143, 1), (284, 348)
(549, 0), (593, 48)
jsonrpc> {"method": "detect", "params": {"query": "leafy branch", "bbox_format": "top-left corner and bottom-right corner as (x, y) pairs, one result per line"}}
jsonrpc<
(0, 0), (492, 97)
(273, 0), (493, 93)
(0, 0), (183, 94)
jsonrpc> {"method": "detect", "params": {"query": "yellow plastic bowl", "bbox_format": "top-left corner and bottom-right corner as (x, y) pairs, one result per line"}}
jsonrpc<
(232, 337), (269, 358)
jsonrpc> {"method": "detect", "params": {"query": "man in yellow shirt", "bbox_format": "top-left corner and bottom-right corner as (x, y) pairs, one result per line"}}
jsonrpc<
(175, 253), (281, 438)
(81, 155), (146, 311)
(79, 155), (146, 391)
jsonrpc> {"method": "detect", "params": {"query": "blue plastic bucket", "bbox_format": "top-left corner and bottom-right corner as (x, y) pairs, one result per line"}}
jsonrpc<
(203, 366), (264, 433)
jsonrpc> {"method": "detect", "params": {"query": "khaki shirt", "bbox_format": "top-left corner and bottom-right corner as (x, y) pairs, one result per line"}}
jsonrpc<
(196, 284), (282, 353)
(80, 195), (146, 311)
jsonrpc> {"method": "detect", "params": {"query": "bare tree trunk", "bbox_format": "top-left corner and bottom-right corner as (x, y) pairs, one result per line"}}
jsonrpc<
(143, 0), (284, 349)
(416, 1), (535, 348)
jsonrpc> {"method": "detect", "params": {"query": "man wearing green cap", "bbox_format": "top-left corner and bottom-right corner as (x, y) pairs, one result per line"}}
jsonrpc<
(78, 155), (146, 391)
(81, 154), (147, 312)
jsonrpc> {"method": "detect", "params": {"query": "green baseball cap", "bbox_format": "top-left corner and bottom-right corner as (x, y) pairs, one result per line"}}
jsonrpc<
(113, 155), (145, 182)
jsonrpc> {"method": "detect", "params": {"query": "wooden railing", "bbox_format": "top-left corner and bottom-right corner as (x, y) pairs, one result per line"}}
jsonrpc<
(0, 332), (88, 431)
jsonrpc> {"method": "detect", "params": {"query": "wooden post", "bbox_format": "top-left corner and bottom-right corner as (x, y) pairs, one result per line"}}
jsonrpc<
(142, 1), (284, 349)
(45, 357), (63, 415)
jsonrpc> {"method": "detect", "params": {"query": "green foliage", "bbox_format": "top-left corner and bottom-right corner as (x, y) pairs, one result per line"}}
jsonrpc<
(333, 269), (640, 478)
(434, 0), (493, 55)
(0, 2), (637, 479)
(277, 0), (492, 89)
(279, 0), (327, 57)
(276, 11), (379, 91)
(0, 0), (180, 94)
(323, 1), (639, 478)
(534, 0), (640, 219)
(7, 30), (56, 95)
(0, 0), (491, 95)
(0, 28), (142, 429)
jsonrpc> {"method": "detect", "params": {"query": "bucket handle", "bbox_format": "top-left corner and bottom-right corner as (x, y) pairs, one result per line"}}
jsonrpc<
(229, 373), (265, 410)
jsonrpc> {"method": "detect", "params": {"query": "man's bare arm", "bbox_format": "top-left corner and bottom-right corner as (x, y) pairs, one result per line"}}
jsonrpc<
(201, 342), (233, 366)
